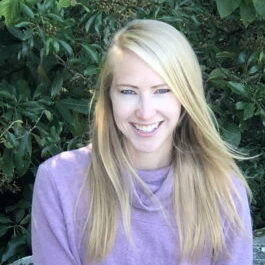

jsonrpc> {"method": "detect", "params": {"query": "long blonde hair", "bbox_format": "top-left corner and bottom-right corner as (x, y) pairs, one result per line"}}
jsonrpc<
(82, 19), (251, 263)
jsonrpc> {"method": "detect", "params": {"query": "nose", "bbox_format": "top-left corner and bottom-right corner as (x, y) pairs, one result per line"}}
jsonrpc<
(135, 94), (156, 120)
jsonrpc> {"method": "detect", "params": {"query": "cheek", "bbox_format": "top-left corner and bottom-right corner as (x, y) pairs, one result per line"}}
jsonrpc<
(167, 100), (182, 126)
(159, 98), (181, 117)
(174, 102), (182, 116)
(111, 101), (133, 133)
(111, 96), (135, 120)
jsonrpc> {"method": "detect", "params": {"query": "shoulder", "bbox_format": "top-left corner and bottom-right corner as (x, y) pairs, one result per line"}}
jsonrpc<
(228, 174), (252, 223)
(229, 175), (250, 202)
(35, 145), (92, 196)
(39, 145), (92, 173)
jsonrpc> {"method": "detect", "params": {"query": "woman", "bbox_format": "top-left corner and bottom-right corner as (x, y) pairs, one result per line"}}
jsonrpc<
(32, 19), (253, 265)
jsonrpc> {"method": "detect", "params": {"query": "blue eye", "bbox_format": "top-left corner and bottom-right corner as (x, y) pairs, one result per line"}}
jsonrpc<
(155, 89), (171, 94)
(120, 90), (136, 95)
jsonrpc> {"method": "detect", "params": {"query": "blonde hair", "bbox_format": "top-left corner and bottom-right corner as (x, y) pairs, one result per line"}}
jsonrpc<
(81, 19), (251, 263)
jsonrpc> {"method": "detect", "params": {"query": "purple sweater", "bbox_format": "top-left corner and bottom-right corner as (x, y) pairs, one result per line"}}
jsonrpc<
(31, 146), (253, 265)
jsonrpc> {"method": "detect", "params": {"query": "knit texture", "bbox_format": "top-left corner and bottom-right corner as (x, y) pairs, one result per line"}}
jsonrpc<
(31, 146), (253, 265)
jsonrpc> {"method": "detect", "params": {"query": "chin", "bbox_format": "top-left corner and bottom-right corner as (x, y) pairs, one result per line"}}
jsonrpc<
(131, 145), (161, 154)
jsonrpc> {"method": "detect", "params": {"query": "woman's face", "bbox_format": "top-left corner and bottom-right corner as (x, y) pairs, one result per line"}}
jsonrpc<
(110, 50), (181, 167)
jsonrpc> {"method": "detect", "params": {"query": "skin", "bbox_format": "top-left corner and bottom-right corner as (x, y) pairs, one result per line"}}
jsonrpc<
(110, 50), (181, 170)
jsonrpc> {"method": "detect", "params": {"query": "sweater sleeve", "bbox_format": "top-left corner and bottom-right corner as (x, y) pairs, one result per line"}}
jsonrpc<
(31, 163), (81, 265)
(213, 178), (253, 265)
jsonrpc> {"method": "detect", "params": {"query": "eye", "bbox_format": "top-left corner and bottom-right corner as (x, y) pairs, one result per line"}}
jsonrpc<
(155, 88), (171, 94)
(120, 89), (137, 95)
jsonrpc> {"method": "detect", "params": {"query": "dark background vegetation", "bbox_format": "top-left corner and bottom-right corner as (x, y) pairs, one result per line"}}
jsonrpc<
(0, 0), (264, 263)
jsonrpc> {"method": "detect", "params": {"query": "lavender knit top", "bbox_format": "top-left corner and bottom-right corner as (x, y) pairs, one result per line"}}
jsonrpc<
(31, 146), (253, 265)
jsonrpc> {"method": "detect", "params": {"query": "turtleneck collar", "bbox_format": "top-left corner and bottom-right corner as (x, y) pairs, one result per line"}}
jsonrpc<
(131, 166), (173, 211)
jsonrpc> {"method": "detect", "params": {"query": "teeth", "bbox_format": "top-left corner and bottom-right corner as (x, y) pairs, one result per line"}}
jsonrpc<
(133, 122), (160, 132)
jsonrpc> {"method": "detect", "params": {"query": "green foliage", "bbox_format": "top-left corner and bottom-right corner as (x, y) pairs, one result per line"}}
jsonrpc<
(57, 0), (76, 10)
(215, 0), (265, 26)
(0, 0), (264, 263)
(215, 0), (242, 18)
(0, 0), (20, 26)
(253, 0), (265, 17)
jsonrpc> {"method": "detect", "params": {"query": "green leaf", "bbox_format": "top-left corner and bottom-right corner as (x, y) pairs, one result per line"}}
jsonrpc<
(216, 51), (235, 58)
(235, 101), (246, 110)
(25, 0), (38, 4)
(20, 3), (34, 19)
(58, 40), (73, 56)
(94, 12), (102, 34)
(84, 65), (98, 76)
(18, 131), (32, 157)
(7, 27), (32, 41)
(55, 101), (73, 124)
(249, 65), (259, 75)
(259, 107), (265, 118)
(20, 214), (30, 225)
(75, 2), (89, 12)
(1, 235), (27, 263)
(2, 149), (14, 177)
(14, 152), (31, 177)
(0, 225), (11, 237)
(15, 21), (31, 27)
(45, 38), (52, 56)
(159, 16), (182, 22)
(51, 71), (64, 97)
(81, 44), (98, 63)
(48, 13), (64, 22)
(208, 68), (229, 81)
(153, 6), (161, 18)
(44, 110), (53, 121)
(15, 209), (25, 223)
(215, 0), (242, 18)
(228, 82), (248, 98)
(67, 137), (80, 150)
(16, 80), (31, 100)
(258, 51), (265, 64)
(0, 90), (14, 101)
(21, 101), (41, 110)
(58, 98), (89, 114)
(0, 215), (12, 224)
(0, 0), (20, 26)
(247, 52), (258, 65)
(238, 52), (247, 64)
(41, 144), (62, 158)
(43, 0), (54, 10)
(32, 133), (45, 147)
(253, 0), (265, 17)
(57, 0), (71, 9)
(85, 14), (97, 32)
(239, 1), (256, 27)
(73, 114), (87, 136)
(243, 103), (255, 120)
(259, 108), (265, 126)
(53, 39), (60, 53)
(4, 132), (18, 149)
(222, 123), (241, 146)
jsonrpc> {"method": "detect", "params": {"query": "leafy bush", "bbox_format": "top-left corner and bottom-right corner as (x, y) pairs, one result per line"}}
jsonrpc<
(0, 0), (264, 263)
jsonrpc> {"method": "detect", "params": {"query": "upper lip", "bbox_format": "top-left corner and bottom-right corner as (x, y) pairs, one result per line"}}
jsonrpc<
(130, 121), (163, 126)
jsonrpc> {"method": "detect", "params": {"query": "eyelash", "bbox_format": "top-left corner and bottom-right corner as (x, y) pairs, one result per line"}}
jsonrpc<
(120, 90), (136, 95)
(120, 89), (171, 95)
(155, 89), (171, 94)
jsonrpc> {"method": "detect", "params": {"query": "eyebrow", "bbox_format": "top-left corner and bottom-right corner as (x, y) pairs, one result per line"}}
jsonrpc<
(116, 83), (168, 89)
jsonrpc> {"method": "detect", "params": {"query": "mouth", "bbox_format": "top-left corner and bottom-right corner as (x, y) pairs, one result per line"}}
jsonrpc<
(130, 121), (163, 134)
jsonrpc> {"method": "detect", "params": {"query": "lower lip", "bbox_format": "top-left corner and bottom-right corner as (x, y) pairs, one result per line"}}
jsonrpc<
(131, 122), (163, 137)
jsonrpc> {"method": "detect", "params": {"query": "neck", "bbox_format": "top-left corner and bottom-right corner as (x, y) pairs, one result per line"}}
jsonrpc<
(128, 149), (172, 170)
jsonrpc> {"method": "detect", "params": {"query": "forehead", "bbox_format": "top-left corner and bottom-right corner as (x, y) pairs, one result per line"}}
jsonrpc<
(111, 50), (165, 86)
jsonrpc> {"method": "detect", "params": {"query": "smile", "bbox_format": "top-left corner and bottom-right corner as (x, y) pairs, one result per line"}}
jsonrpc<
(131, 121), (163, 133)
